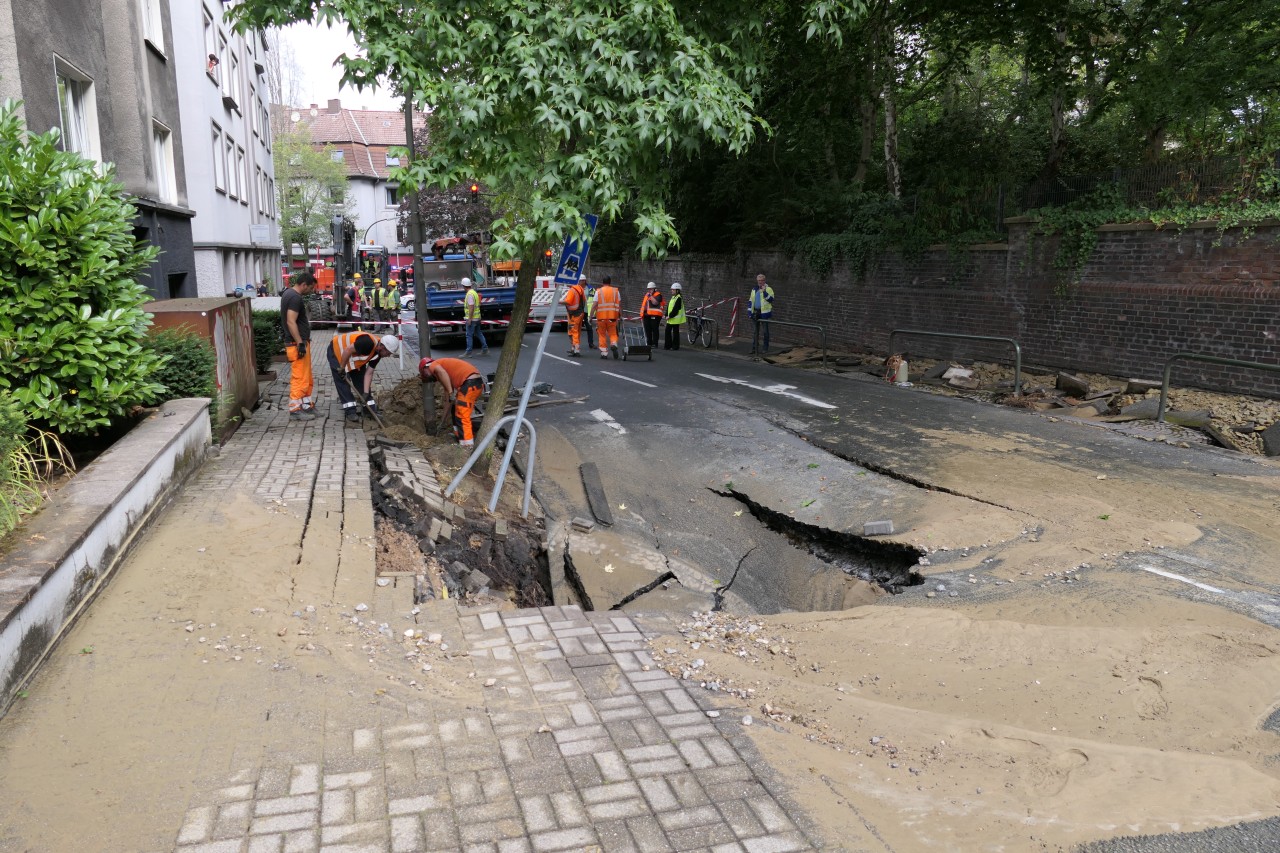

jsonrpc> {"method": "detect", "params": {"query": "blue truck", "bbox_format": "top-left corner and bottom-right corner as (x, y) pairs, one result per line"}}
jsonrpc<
(401, 254), (519, 341)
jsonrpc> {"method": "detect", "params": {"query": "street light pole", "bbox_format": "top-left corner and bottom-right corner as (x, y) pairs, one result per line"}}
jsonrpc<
(363, 217), (396, 245)
(403, 88), (433, 428)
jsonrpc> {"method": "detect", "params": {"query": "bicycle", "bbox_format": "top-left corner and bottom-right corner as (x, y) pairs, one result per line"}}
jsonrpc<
(685, 303), (717, 348)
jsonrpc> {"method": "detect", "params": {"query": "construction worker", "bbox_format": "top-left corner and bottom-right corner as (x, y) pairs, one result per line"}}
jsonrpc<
(345, 275), (361, 318)
(463, 280), (489, 357)
(385, 278), (400, 322)
(593, 275), (622, 360)
(362, 277), (378, 328)
(561, 274), (588, 357)
(418, 356), (485, 447)
(664, 282), (686, 351)
(640, 282), (665, 348)
(280, 270), (317, 419)
(583, 285), (597, 351)
(328, 330), (400, 423)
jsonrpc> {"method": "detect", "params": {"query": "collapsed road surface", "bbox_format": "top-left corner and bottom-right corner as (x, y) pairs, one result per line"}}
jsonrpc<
(517, 339), (1280, 850)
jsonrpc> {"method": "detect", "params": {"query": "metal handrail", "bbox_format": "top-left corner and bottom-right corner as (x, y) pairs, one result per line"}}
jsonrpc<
(754, 319), (828, 370)
(889, 329), (1023, 396)
(1158, 353), (1280, 423)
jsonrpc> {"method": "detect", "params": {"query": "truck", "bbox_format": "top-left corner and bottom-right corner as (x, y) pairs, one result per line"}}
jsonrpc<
(401, 249), (519, 342)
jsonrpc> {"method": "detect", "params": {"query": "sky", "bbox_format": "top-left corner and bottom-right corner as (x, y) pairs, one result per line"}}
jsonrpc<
(277, 21), (401, 112)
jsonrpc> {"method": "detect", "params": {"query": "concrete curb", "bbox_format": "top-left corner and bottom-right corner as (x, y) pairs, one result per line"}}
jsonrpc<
(0, 398), (211, 714)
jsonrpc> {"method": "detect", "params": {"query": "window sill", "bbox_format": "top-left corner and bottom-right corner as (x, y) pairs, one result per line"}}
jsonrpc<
(145, 38), (167, 61)
(222, 94), (239, 112)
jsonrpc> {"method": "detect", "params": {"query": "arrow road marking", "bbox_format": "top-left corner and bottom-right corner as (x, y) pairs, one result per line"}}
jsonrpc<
(695, 373), (836, 410)
(589, 409), (627, 434)
(601, 371), (656, 388)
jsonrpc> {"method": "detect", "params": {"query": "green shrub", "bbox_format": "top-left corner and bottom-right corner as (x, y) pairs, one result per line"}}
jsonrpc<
(0, 98), (164, 434)
(251, 310), (283, 374)
(143, 327), (217, 417)
(0, 394), (72, 537)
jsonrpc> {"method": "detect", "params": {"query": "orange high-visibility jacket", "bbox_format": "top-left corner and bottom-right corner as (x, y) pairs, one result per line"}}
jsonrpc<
(561, 283), (586, 316)
(331, 331), (383, 371)
(641, 290), (665, 318)
(594, 285), (621, 319)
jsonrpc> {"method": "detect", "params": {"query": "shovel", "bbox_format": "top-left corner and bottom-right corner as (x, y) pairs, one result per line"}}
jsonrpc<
(342, 371), (387, 430)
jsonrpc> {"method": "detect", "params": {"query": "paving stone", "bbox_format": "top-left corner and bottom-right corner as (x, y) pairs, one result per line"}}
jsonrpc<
(290, 764), (322, 795)
(550, 791), (588, 827)
(390, 815), (424, 852)
(178, 840), (244, 853)
(322, 790), (354, 825)
(519, 795), (557, 833)
(745, 798), (797, 834)
(214, 801), (252, 839)
(257, 794), (321, 816)
(178, 805), (216, 844)
(740, 832), (811, 852)
(250, 810), (318, 834)
(625, 815), (674, 853)
(531, 826), (598, 851)
(319, 820), (384, 844)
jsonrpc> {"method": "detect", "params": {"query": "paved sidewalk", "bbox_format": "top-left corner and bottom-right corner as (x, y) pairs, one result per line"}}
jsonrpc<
(0, 333), (835, 853)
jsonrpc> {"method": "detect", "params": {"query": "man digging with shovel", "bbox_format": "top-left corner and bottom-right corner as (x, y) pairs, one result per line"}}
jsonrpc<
(418, 356), (485, 447)
(328, 331), (400, 424)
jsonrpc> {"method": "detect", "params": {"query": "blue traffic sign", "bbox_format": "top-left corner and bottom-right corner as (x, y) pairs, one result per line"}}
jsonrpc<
(553, 214), (599, 286)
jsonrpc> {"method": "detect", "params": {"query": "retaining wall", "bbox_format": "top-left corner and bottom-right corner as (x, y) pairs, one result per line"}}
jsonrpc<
(595, 220), (1280, 395)
(0, 398), (211, 715)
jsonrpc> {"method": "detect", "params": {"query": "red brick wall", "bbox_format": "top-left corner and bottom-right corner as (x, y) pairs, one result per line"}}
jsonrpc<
(595, 220), (1280, 395)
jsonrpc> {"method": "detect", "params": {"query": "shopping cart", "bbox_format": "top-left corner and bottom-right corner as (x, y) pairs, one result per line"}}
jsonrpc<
(619, 318), (652, 361)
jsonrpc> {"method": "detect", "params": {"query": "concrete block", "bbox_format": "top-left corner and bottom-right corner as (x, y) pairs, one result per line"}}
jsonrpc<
(494, 519), (509, 541)
(571, 517), (595, 533)
(440, 521), (453, 541)
(863, 520), (894, 536)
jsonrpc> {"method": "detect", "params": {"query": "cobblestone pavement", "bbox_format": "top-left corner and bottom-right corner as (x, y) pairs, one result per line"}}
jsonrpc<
(0, 331), (838, 853)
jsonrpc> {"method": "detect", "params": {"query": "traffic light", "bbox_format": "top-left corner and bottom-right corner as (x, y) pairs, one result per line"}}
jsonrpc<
(469, 183), (479, 202)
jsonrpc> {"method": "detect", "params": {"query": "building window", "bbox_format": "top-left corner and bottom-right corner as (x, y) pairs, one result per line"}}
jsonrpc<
(225, 136), (237, 198)
(218, 35), (230, 97)
(268, 178), (275, 218)
(203, 7), (216, 79)
(212, 123), (226, 192)
(330, 150), (344, 163)
(385, 185), (399, 206)
(55, 62), (101, 163)
(330, 186), (344, 203)
(227, 51), (240, 109)
(385, 153), (400, 167)
(152, 122), (176, 203)
(250, 84), (260, 136)
(237, 146), (247, 205)
(140, 0), (165, 53)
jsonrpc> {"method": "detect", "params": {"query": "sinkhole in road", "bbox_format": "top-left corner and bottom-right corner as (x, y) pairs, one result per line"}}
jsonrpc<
(717, 488), (926, 596)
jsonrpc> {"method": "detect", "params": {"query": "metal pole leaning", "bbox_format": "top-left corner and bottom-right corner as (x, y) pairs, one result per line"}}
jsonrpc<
(444, 282), (566, 518)
(443, 414), (537, 518)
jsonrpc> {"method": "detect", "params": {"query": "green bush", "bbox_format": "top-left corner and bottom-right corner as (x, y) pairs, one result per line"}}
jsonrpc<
(251, 310), (283, 374)
(0, 98), (164, 434)
(143, 327), (217, 417)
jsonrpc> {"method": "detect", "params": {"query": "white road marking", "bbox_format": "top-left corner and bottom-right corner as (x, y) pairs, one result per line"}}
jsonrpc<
(600, 371), (656, 388)
(545, 352), (582, 366)
(695, 373), (836, 410)
(589, 409), (627, 434)
(1137, 564), (1225, 594)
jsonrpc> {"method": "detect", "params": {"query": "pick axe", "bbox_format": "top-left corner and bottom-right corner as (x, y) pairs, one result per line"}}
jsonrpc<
(342, 371), (387, 430)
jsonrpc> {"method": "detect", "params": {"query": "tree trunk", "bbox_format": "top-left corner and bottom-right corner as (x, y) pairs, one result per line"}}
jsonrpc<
(474, 244), (545, 461)
(882, 80), (901, 198)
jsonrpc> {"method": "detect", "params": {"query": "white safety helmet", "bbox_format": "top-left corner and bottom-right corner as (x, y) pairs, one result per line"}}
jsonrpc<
(670, 282), (682, 290)
(379, 336), (401, 355)
(646, 281), (656, 289)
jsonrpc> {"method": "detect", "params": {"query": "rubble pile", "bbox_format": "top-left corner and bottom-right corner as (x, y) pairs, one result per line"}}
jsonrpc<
(370, 436), (550, 608)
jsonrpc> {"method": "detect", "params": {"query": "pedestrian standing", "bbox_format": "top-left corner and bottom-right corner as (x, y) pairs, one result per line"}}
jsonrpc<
(280, 270), (318, 420)
(747, 273), (775, 354)
(463, 280), (489, 357)
(594, 276), (622, 359)
(640, 282), (664, 348)
(561, 275), (588, 357)
(664, 282), (686, 350)
(328, 331), (400, 423)
(418, 356), (485, 447)
(384, 278), (400, 324)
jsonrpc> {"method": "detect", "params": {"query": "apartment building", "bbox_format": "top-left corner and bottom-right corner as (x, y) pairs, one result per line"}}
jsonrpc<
(169, 1), (279, 297)
(282, 98), (425, 269)
(0, 0), (196, 299)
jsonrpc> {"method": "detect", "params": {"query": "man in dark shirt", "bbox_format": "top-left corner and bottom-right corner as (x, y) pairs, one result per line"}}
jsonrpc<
(281, 271), (318, 420)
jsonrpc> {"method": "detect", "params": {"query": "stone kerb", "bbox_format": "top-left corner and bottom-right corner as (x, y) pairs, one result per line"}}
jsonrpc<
(0, 398), (212, 716)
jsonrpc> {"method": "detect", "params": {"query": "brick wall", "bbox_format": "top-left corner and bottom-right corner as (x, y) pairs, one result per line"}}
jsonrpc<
(594, 220), (1280, 395)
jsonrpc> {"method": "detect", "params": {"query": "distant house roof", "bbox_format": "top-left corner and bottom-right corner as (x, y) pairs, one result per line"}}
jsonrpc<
(273, 99), (427, 180)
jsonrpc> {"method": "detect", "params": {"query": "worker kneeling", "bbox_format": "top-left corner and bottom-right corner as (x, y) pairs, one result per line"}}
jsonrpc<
(330, 331), (399, 423)
(419, 356), (484, 447)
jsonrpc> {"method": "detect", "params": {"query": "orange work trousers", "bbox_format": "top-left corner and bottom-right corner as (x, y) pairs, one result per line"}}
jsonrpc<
(568, 313), (585, 350)
(286, 344), (314, 411)
(596, 318), (619, 354)
(452, 376), (485, 445)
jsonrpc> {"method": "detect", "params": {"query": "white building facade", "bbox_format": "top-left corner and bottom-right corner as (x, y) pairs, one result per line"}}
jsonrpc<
(171, 1), (280, 296)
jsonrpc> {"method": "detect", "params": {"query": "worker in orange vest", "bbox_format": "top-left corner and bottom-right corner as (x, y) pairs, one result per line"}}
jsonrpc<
(640, 282), (665, 348)
(561, 275), (588, 357)
(418, 356), (485, 446)
(328, 330), (400, 423)
(593, 276), (622, 359)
